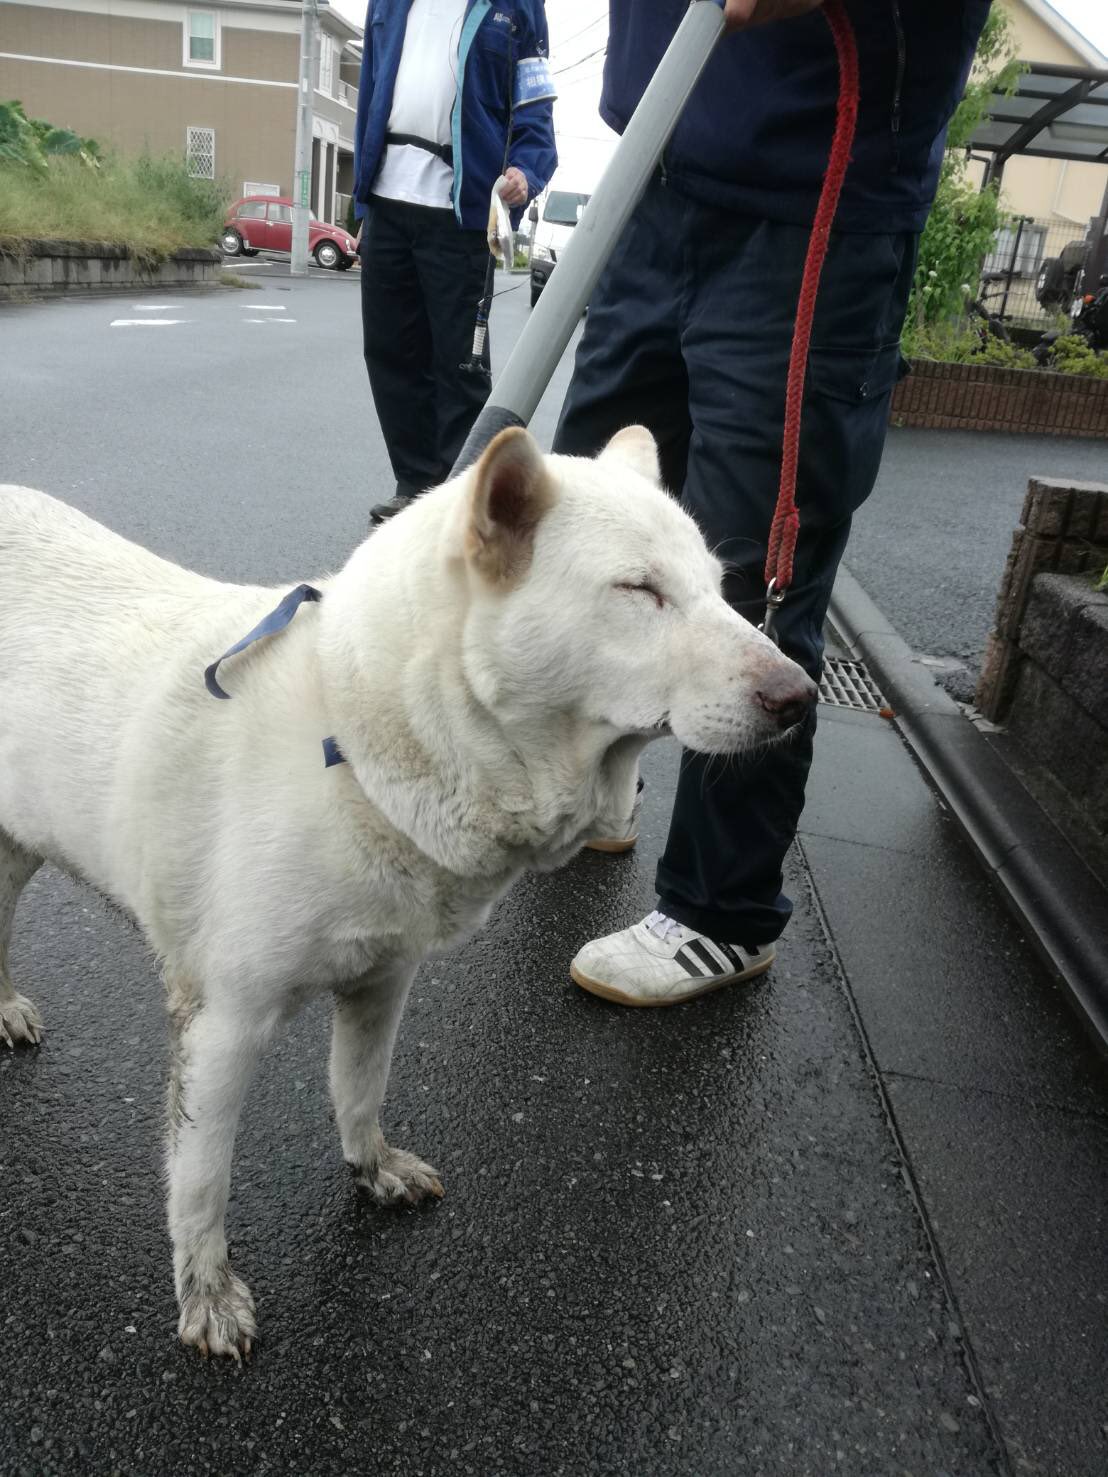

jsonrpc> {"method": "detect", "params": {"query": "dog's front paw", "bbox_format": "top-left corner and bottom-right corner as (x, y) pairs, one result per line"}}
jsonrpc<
(0, 992), (43, 1048)
(351, 1145), (445, 1207)
(177, 1267), (257, 1362)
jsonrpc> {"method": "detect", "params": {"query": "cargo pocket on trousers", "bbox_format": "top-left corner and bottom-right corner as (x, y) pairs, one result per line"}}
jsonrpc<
(801, 342), (904, 519)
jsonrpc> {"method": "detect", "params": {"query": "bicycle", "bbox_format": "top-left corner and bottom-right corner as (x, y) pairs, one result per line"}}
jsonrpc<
(964, 271), (1012, 346)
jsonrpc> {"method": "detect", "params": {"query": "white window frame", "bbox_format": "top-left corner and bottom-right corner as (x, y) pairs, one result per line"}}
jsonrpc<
(318, 34), (338, 98)
(183, 10), (221, 72)
(984, 222), (1047, 279)
(186, 126), (216, 180)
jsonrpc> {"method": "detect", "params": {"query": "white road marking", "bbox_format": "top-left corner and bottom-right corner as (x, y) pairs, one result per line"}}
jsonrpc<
(243, 317), (297, 323)
(110, 319), (191, 327)
(244, 305), (292, 310)
(129, 303), (185, 310)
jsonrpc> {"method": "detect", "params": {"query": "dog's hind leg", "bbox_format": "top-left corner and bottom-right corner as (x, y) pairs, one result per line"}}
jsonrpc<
(166, 994), (273, 1359)
(0, 830), (44, 1048)
(330, 967), (444, 1207)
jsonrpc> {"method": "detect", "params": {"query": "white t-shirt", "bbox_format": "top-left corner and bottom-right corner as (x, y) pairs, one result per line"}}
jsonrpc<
(372, 0), (468, 210)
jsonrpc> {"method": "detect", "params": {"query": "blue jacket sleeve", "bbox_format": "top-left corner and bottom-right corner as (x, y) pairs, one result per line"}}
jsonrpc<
(508, 1), (557, 204)
(352, 1), (374, 221)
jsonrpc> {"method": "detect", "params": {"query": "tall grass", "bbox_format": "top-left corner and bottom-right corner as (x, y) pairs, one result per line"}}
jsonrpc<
(0, 152), (230, 257)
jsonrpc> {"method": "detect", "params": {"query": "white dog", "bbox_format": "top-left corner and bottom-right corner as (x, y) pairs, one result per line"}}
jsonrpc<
(0, 427), (814, 1358)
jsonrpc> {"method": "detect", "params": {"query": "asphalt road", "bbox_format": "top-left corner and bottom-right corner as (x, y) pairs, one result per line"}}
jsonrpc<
(849, 426), (1107, 703)
(2, 276), (1105, 1476)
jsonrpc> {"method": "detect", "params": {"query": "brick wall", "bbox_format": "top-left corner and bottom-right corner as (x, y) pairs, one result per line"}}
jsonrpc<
(891, 359), (1108, 438)
(980, 472), (1108, 720)
(1004, 577), (1108, 835)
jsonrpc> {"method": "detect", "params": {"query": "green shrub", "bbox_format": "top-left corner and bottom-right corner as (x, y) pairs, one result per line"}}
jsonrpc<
(1041, 334), (1108, 380)
(0, 148), (230, 258)
(971, 334), (1037, 369)
(909, 11), (1023, 327)
(0, 99), (100, 173)
(901, 321), (1108, 379)
(901, 320), (1033, 367)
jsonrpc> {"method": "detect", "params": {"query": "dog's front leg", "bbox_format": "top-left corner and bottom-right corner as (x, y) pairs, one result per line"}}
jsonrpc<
(167, 1000), (271, 1360)
(330, 968), (444, 1207)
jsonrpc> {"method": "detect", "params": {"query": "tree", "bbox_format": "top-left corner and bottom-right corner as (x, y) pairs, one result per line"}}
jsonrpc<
(909, 8), (1024, 326)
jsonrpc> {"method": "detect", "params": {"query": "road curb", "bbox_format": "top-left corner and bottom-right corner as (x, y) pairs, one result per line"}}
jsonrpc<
(829, 564), (1108, 1054)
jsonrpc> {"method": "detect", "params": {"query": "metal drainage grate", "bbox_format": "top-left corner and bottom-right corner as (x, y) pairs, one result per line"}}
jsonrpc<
(819, 657), (887, 713)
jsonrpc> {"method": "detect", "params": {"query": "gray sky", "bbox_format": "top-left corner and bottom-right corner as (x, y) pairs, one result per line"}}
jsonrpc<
(1049, 0), (1108, 55)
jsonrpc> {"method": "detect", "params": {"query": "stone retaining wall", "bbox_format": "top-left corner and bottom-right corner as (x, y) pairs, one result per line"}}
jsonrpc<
(0, 239), (222, 299)
(977, 478), (1108, 833)
(891, 358), (1108, 438)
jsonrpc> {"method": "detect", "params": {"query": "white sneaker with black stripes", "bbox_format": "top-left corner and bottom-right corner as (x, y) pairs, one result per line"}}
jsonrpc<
(570, 910), (775, 1007)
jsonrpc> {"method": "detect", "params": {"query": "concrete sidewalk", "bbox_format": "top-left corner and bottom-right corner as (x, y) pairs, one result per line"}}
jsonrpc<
(798, 682), (1108, 1477)
(4, 678), (1104, 1476)
(2, 278), (1104, 1475)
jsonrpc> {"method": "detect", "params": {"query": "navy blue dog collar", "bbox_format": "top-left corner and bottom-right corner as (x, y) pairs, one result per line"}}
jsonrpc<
(204, 584), (345, 767)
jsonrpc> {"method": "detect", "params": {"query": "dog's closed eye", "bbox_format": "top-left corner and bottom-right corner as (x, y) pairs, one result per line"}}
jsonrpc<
(615, 580), (666, 609)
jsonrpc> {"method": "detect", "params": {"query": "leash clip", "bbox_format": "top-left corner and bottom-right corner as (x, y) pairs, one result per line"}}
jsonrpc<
(760, 578), (786, 644)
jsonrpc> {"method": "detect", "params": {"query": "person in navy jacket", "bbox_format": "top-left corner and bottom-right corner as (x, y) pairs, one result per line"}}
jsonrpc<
(561, 0), (991, 1007)
(354, 0), (556, 524)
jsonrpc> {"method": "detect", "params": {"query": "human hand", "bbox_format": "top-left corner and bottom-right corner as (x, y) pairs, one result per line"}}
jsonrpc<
(497, 167), (529, 208)
(723, 0), (825, 31)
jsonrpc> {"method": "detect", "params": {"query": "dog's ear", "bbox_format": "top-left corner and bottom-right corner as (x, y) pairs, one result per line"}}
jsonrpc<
(466, 427), (557, 586)
(599, 425), (660, 485)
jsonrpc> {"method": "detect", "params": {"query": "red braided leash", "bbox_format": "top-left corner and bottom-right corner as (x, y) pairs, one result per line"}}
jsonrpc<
(763, 0), (860, 619)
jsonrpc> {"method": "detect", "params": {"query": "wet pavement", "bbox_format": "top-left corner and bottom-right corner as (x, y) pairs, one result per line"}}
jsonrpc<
(2, 278), (1106, 1476)
(847, 426), (1107, 704)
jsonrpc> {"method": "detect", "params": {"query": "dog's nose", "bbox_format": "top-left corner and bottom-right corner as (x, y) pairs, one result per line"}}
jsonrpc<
(755, 670), (818, 730)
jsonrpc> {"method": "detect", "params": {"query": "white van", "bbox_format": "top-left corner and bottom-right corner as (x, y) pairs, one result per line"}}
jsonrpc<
(527, 150), (614, 308)
(529, 183), (589, 307)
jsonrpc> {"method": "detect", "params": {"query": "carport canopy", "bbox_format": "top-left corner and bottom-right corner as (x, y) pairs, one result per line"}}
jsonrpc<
(969, 61), (1108, 282)
(970, 60), (1108, 178)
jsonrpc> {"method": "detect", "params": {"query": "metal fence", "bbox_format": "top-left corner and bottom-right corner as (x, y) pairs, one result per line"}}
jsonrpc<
(977, 214), (1090, 326)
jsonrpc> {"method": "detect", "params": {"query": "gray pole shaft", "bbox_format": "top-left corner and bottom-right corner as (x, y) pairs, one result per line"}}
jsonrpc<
(291, 0), (318, 278)
(452, 0), (724, 472)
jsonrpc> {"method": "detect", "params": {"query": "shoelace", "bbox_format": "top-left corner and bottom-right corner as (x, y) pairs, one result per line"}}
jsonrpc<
(644, 910), (683, 943)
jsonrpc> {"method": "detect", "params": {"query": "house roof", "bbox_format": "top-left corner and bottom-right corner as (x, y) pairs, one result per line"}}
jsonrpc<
(205, 0), (363, 44)
(971, 60), (1108, 169)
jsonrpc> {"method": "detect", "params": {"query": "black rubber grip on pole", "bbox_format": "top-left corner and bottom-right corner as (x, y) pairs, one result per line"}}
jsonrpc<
(450, 405), (528, 479)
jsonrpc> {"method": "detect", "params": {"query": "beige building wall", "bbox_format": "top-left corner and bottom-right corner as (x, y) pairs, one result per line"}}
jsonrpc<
(0, 2), (331, 199)
(988, 0), (1108, 226)
(1002, 0), (1091, 64)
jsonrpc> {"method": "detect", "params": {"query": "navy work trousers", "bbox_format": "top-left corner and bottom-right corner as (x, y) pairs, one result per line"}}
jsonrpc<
(554, 178), (916, 946)
(361, 196), (493, 498)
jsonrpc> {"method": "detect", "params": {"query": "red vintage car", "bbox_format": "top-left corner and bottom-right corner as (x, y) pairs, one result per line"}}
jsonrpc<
(220, 195), (358, 271)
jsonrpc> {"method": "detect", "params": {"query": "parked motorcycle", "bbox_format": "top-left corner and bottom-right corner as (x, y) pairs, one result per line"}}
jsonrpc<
(1034, 239), (1088, 313)
(1032, 274), (1108, 364)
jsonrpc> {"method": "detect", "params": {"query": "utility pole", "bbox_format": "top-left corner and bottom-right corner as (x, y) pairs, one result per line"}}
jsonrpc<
(291, 0), (318, 277)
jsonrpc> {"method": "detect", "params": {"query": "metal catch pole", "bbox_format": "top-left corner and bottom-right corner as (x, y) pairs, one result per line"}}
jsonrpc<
(451, 0), (725, 474)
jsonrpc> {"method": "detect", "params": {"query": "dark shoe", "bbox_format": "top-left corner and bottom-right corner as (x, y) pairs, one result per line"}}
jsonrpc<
(370, 493), (415, 525)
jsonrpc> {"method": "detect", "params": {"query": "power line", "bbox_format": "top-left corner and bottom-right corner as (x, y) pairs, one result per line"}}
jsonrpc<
(552, 44), (607, 77)
(553, 11), (607, 52)
(557, 66), (607, 93)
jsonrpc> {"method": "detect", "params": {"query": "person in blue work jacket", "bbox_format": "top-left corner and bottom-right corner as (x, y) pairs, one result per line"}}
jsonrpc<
(563, 0), (992, 1006)
(354, 0), (556, 525)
